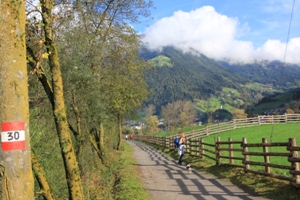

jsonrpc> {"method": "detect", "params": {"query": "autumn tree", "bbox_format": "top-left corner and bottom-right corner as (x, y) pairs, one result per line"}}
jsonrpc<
(233, 109), (248, 119)
(145, 115), (159, 134)
(145, 104), (156, 117)
(0, 0), (34, 198)
(142, 104), (158, 134)
(161, 100), (196, 130)
(161, 101), (181, 131)
(286, 108), (294, 114)
(179, 101), (196, 127)
(285, 101), (300, 113)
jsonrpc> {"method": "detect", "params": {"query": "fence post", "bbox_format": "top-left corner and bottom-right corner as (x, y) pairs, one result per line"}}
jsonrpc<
(233, 119), (236, 129)
(196, 139), (199, 157)
(206, 126), (209, 135)
(242, 137), (250, 171)
(215, 137), (221, 165)
(186, 138), (190, 155)
(262, 138), (270, 173)
(200, 138), (204, 158)
(285, 114), (288, 124)
(289, 138), (300, 185)
(229, 138), (234, 165)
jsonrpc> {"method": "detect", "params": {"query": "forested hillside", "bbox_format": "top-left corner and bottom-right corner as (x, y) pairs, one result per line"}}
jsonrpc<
(142, 47), (300, 115)
(219, 61), (300, 89)
(142, 47), (256, 111)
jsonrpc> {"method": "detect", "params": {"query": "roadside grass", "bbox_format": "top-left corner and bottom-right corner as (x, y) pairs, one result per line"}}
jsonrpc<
(143, 123), (300, 200)
(113, 141), (151, 200)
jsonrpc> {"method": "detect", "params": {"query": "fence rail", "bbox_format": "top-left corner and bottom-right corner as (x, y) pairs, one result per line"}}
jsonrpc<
(180, 114), (300, 140)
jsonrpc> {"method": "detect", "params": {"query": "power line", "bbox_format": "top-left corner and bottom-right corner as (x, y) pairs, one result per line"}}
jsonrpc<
(272, 0), (295, 151)
(281, 0), (296, 76)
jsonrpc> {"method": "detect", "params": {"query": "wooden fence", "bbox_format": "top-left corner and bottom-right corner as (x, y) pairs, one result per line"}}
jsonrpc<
(133, 114), (300, 186)
(134, 114), (300, 149)
(182, 114), (300, 141)
(134, 135), (300, 186)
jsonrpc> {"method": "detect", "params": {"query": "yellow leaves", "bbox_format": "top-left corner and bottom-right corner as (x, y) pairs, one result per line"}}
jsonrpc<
(42, 52), (50, 58)
(33, 39), (44, 46)
(36, 23), (45, 27)
(233, 109), (248, 119)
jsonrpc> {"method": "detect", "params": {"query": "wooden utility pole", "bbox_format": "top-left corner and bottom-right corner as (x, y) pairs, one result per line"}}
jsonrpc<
(0, 0), (35, 199)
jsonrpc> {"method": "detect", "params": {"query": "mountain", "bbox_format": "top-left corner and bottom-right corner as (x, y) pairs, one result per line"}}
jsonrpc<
(247, 87), (300, 115)
(141, 46), (300, 117)
(219, 61), (300, 90)
(142, 47), (254, 111)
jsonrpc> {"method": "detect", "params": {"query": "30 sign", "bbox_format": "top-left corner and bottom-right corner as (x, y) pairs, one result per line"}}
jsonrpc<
(1, 122), (26, 151)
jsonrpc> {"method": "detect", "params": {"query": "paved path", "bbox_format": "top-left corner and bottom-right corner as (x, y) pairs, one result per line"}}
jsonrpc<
(127, 140), (267, 200)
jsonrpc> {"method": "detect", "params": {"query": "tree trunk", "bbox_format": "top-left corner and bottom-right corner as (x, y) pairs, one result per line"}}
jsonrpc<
(0, 0), (34, 198)
(71, 91), (82, 157)
(31, 150), (55, 200)
(117, 114), (122, 150)
(99, 122), (104, 150)
(89, 135), (105, 165)
(40, 0), (84, 198)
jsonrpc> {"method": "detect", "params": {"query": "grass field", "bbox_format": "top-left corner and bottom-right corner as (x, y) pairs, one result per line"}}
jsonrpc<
(150, 55), (173, 67)
(195, 123), (300, 174)
(204, 122), (300, 143)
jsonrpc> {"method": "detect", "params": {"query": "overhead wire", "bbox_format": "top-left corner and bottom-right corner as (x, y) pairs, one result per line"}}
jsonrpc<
(270, 0), (296, 151)
(280, 0), (295, 76)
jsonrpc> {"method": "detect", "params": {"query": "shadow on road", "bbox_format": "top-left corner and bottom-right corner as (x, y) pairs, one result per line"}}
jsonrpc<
(128, 140), (267, 200)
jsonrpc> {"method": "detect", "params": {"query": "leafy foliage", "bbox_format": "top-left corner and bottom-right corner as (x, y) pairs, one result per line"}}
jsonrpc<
(26, 0), (154, 198)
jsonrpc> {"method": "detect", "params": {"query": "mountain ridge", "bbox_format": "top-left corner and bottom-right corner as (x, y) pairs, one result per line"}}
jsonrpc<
(141, 46), (300, 114)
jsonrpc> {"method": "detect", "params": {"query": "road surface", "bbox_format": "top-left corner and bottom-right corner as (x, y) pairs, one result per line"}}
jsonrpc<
(127, 140), (267, 200)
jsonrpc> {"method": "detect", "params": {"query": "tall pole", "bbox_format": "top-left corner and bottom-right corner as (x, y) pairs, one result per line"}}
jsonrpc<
(0, 0), (35, 198)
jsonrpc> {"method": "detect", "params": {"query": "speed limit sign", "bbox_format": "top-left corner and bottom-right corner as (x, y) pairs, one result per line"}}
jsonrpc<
(1, 122), (26, 151)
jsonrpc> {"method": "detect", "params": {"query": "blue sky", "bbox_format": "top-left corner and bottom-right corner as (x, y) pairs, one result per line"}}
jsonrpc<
(134, 0), (300, 64)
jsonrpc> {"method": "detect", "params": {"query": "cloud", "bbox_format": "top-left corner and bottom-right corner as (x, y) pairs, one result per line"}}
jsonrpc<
(141, 6), (300, 64)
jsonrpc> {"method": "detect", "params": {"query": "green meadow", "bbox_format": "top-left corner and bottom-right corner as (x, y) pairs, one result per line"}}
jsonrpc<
(194, 123), (300, 175)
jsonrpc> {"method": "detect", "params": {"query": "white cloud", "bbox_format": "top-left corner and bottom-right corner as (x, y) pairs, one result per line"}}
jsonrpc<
(141, 6), (300, 64)
(256, 38), (300, 63)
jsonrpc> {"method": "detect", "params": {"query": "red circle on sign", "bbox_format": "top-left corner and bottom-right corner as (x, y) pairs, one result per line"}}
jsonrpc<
(1, 122), (25, 131)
